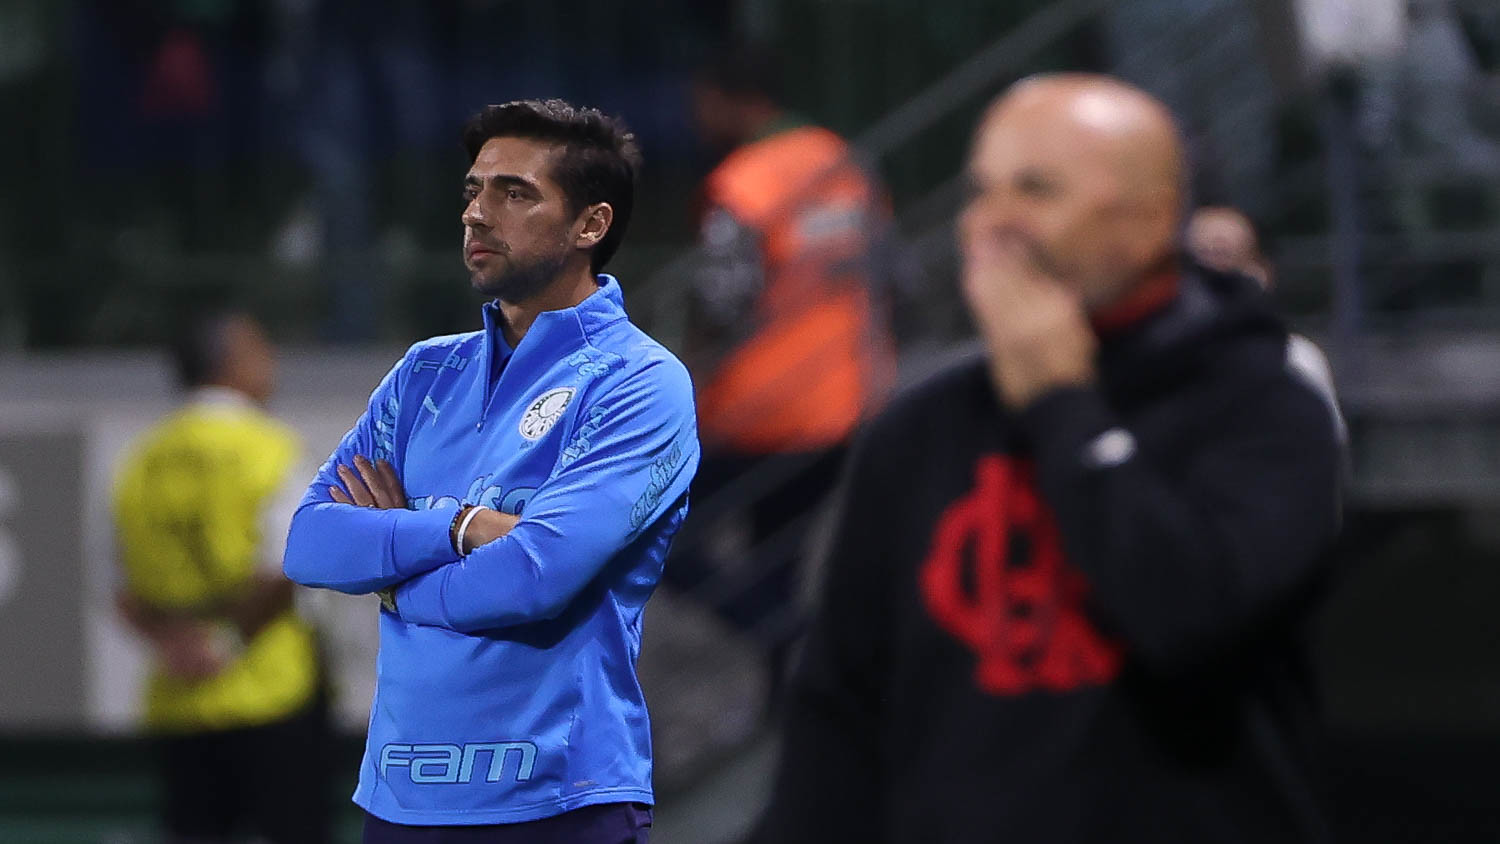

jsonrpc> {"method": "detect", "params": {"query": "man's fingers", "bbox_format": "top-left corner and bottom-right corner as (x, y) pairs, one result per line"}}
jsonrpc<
(962, 231), (1078, 329)
(962, 232), (1031, 306)
(375, 460), (406, 508)
(966, 229), (1055, 283)
(336, 464), (376, 507)
(328, 485), (353, 505)
(335, 457), (403, 509)
(353, 455), (387, 504)
(361, 456), (397, 509)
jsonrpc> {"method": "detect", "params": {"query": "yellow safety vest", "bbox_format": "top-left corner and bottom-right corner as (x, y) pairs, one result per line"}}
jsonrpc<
(112, 394), (319, 732)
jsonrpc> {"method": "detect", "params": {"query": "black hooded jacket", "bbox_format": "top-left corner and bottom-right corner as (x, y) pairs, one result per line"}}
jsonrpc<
(758, 269), (1345, 843)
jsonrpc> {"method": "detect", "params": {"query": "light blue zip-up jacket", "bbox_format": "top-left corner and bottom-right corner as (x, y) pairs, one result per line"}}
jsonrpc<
(283, 275), (699, 825)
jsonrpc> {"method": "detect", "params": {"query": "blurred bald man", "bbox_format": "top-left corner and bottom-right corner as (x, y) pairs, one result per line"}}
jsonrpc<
(755, 75), (1343, 843)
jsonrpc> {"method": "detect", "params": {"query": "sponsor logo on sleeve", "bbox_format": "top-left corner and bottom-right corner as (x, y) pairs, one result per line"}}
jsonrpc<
(629, 437), (687, 531)
(565, 350), (622, 378)
(412, 349), (469, 373)
(373, 395), (400, 463)
(560, 406), (608, 468)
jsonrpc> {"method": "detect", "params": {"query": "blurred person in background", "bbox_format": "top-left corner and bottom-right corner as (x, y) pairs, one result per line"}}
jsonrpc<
(1185, 205), (1272, 287)
(670, 43), (894, 707)
(1187, 205), (1341, 419)
(113, 308), (329, 844)
(757, 75), (1345, 843)
(282, 99), (697, 842)
(280, 0), (448, 341)
(79, 0), (271, 248)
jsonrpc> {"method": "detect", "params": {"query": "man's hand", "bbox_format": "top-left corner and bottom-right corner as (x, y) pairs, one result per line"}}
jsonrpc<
(155, 623), (235, 681)
(330, 457), (413, 609)
(376, 586), (398, 613)
(223, 573), (295, 642)
(116, 592), (233, 681)
(959, 226), (1097, 409)
(330, 455), (407, 509)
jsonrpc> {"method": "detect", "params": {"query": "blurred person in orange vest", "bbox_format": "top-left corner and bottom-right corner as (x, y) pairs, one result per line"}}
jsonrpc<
(668, 42), (895, 707)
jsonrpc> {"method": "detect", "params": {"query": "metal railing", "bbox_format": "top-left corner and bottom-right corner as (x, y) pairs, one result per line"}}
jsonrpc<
(630, 0), (1116, 346)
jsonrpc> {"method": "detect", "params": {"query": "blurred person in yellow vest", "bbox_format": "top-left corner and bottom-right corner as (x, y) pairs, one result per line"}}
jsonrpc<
(668, 42), (895, 710)
(113, 307), (330, 844)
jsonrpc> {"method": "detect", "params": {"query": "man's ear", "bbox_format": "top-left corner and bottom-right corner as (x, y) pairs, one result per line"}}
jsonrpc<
(576, 203), (614, 249)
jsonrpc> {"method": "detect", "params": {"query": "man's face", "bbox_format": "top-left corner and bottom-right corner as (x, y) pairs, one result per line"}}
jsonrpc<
(960, 100), (1167, 312)
(1187, 208), (1257, 275)
(220, 315), (276, 406)
(462, 136), (580, 303)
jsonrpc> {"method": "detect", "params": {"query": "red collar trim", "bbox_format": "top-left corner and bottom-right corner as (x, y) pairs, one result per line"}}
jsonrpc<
(1091, 267), (1180, 334)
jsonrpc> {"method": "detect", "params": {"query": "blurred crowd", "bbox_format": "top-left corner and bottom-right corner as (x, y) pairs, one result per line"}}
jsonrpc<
(3, 0), (1500, 346)
(0, 0), (735, 343)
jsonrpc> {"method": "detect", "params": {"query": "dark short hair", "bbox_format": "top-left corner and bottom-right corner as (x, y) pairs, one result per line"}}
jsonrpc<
(462, 99), (642, 272)
(695, 42), (783, 103)
(170, 307), (246, 389)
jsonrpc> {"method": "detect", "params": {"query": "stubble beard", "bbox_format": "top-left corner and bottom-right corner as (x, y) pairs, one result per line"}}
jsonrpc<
(471, 243), (572, 305)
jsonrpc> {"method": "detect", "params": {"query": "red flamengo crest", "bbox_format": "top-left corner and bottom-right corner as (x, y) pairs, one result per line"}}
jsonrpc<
(920, 455), (1123, 695)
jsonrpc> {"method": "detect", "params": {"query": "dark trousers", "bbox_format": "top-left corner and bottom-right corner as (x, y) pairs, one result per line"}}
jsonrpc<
(362, 802), (652, 843)
(158, 696), (333, 844)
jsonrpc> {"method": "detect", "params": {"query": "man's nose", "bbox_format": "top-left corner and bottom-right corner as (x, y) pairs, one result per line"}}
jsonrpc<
(462, 196), (488, 228)
(976, 185), (1025, 225)
(961, 191), (1011, 241)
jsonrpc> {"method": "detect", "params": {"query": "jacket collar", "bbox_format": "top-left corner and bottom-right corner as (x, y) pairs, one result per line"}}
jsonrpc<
(480, 274), (629, 368)
(1097, 265), (1285, 402)
(188, 385), (257, 412)
(1091, 256), (1182, 336)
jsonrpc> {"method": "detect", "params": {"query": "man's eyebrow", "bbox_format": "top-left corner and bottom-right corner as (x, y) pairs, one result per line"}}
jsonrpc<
(464, 173), (542, 193)
(1015, 165), (1060, 188)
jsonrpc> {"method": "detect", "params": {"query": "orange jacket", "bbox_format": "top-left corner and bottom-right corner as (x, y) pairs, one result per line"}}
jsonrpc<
(695, 124), (893, 454)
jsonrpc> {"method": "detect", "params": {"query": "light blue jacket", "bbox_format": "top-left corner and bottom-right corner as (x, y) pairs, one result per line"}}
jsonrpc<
(284, 276), (699, 824)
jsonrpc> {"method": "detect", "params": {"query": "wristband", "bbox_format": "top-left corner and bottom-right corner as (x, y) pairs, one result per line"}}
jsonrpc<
(448, 507), (471, 555)
(455, 506), (486, 555)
